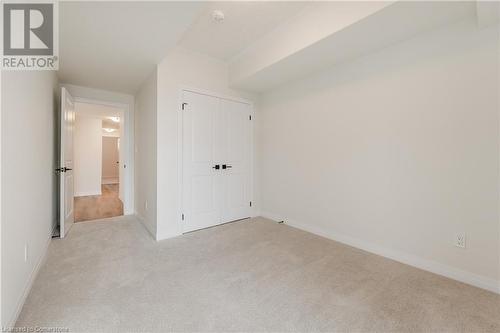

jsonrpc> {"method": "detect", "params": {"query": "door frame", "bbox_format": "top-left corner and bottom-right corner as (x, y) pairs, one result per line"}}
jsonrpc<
(177, 86), (256, 234)
(71, 96), (134, 215)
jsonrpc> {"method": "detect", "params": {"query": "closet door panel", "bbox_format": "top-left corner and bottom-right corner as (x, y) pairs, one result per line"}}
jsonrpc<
(182, 91), (222, 232)
(221, 99), (252, 222)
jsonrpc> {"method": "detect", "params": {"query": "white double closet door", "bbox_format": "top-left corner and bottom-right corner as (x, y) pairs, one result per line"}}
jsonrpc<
(182, 90), (253, 233)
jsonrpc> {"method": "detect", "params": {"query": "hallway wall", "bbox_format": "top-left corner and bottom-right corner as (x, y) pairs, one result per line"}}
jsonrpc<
(134, 70), (158, 237)
(74, 114), (103, 197)
(102, 136), (120, 184)
(1, 71), (59, 326)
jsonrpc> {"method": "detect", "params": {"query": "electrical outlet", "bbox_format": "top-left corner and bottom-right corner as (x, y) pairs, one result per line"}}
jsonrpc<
(24, 243), (28, 262)
(455, 233), (466, 249)
(144, 200), (148, 211)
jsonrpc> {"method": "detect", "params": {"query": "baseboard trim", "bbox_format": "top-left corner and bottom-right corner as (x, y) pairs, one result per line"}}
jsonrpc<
(260, 211), (500, 295)
(102, 178), (119, 185)
(156, 230), (183, 241)
(7, 226), (53, 327)
(74, 190), (101, 197)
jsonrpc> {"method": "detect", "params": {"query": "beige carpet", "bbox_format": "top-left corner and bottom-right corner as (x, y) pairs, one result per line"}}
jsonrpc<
(16, 216), (500, 332)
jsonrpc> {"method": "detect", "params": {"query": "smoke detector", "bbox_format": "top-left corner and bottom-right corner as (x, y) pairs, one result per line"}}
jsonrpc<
(212, 10), (225, 23)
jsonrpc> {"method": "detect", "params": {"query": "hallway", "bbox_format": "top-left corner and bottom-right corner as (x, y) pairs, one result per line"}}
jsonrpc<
(74, 184), (123, 222)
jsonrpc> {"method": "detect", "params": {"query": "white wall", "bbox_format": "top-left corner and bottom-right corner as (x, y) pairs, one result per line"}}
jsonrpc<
(134, 70), (158, 237)
(156, 47), (257, 240)
(61, 84), (134, 214)
(102, 136), (119, 183)
(74, 114), (103, 196)
(1, 69), (2, 326)
(258, 19), (500, 292)
(1, 71), (58, 326)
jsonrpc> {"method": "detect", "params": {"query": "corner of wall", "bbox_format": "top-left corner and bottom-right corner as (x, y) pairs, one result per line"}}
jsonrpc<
(135, 213), (156, 240)
(155, 228), (183, 242)
(134, 69), (158, 240)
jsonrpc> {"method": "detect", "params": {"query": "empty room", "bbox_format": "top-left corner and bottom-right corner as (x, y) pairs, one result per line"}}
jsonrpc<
(1, 1), (499, 332)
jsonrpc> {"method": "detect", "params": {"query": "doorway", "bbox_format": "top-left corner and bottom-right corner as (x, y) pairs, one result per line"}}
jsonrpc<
(58, 87), (133, 237)
(72, 101), (125, 222)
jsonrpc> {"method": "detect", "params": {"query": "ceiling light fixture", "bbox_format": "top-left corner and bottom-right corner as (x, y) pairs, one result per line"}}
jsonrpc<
(109, 116), (120, 123)
(103, 128), (115, 133)
(212, 10), (224, 23)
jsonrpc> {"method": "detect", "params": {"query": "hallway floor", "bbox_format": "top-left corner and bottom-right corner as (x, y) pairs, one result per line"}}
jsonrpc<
(16, 216), (500, 332)
(74, 184), (123, 222)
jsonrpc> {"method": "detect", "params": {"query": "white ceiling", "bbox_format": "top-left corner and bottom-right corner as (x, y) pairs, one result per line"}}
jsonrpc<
(75, 102), (123, 119)
(58, 1), (483, 96)
(102, 119), (120, 130)
(179, 1), (309, 61)
(75, 102), (123, 137)
(58, 2), (204, 94)
(229, 1), (477, 92)
(76, 102), (122, 135)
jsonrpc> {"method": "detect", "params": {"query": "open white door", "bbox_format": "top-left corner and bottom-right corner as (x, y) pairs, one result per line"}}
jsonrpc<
(59, 87), (75, 238)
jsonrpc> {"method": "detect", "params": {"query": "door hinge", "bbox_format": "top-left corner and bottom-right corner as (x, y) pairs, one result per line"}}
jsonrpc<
(249, 115), (252, 120)
(181, 213), (185, 221)
(181, 102), (188, 110)
(249, 201), (252, 207)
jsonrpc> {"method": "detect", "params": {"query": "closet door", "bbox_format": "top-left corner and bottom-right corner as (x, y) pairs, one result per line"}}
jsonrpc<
(182, 91), (224, 232)
(220, 99), (252, 223)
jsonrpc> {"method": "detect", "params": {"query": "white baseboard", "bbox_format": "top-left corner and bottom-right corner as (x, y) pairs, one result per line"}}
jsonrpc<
(102, 177), (119, 185)
(7, 226), (54, 327)
(156, 230), (183, 241)
(260, 211), (500, 295)
(74, 190), (101, 197)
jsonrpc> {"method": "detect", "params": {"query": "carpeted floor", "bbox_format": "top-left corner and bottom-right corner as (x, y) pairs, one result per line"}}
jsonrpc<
(74, 184), (123, 222)
(16, 216), (500, 332)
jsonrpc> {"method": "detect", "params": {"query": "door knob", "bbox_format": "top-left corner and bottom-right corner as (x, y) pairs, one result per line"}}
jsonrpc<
(55, 167), (72, 173)
(212, 165), (220, 170)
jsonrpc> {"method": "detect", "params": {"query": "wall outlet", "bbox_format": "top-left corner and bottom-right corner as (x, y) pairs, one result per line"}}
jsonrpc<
(455, 232), (466, 249)
(24, 243), (28, 262)
(144, 200), (148, 211)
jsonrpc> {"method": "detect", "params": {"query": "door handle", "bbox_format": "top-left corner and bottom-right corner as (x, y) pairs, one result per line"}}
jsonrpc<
(55, 167), (72, 173)
(212, 165), (220, 170)
(222, 164), (232, 169)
